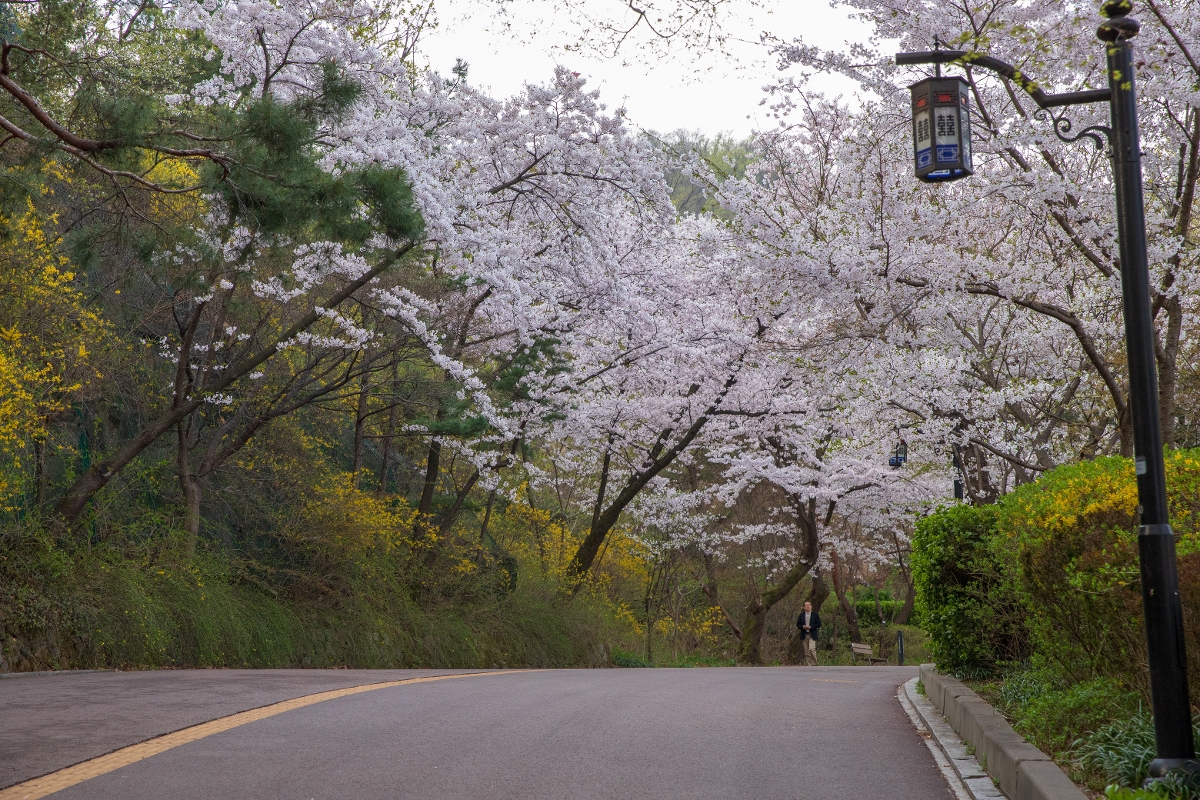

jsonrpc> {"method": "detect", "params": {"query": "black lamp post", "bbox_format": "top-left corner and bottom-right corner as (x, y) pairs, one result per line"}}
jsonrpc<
(897, 0), (1196, 778)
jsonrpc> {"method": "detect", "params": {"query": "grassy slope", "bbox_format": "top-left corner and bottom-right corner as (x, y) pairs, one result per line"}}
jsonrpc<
(1, 524), (617, 672)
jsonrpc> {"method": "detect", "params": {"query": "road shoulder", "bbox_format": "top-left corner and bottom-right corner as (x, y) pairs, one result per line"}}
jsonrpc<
(899, 676), (1005, 800)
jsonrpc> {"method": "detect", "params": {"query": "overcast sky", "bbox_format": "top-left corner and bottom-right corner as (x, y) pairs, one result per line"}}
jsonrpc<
(416, 0), (875, 137)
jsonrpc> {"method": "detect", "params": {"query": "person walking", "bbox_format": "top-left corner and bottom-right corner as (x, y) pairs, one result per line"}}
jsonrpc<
(796, 601), (822, 666)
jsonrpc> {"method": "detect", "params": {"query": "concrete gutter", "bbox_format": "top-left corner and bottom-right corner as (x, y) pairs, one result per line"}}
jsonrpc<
(920, 664), (1088, 800)
(901, 677), (1003, 799)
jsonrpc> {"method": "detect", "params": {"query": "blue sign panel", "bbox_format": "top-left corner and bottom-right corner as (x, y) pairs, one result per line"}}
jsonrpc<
(916, 148), (932, 169)
(936, 144), (959, 163)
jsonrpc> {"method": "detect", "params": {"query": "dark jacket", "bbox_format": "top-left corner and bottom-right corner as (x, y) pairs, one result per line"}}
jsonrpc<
(796, 610), (822, 641)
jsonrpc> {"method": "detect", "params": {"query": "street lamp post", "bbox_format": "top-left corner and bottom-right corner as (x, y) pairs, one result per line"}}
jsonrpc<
(897, 0), (1196, 778)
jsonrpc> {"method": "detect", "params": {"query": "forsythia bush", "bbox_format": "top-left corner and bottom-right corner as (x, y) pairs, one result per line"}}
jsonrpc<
(1002, 452), (1200, 703)
(916, 450), (1200, 700)
(0, 203), (108, 507)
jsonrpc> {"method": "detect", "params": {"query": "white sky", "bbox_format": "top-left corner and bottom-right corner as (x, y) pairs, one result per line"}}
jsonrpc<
(416, 0), (875, 137)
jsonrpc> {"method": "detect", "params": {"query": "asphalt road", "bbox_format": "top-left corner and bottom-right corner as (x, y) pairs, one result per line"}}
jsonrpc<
(1, 666), (953, 799)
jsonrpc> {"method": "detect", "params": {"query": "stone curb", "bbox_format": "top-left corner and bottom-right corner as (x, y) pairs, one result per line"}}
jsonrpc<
(920, 664), (1088, 800)
(902, 677), (1004, 799)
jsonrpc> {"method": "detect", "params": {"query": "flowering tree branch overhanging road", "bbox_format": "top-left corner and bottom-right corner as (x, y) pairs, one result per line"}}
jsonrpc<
(6, 0), (1200, 666)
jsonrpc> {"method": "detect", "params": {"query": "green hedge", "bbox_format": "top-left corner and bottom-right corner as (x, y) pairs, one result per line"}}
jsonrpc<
(914, 449), (1200, 692)
(912, 503), (1029, 674)
(849, 599), (911, 625)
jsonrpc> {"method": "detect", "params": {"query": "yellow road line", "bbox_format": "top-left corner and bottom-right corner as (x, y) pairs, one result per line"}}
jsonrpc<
(1, 670), (524, 800)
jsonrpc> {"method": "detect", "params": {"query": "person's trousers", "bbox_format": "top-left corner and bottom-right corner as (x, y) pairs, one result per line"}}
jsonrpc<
(803, 636), (818, 666)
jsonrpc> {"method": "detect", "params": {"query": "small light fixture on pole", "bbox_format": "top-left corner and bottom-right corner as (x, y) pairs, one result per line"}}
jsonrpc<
(908, 76), (973, 183)
(897, 0), (1198, 781)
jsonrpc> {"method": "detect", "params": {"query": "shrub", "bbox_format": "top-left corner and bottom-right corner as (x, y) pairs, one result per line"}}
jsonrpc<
(915, 450), (1200, 691)
(1079, 712), (1200, 797)
(1104, 787), (1172, 800)
(1079, 712), (1157, 791)
(1010, 677), (1139, 758)
(851, 598), (913, 626)
(0, 509), (620, 671)
(611, 648), (650, 667)
(911, 503), (1029, 674)
(1000, 451), (1200, 703)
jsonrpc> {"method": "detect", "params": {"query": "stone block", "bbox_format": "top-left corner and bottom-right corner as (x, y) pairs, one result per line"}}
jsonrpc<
(919, 664), (943, 710)
(1015, 758), (1089, 800)
(986, 730), (1051, 797)
(965, 703), (1017, 755)
(951, 697), (997, 746)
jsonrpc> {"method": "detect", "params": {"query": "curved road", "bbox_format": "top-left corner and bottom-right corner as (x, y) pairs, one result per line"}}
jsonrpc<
(1, 666), (952, 799)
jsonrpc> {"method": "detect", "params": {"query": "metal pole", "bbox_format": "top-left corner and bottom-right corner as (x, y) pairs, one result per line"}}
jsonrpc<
(1098, 1), (1195, 775)
(898, 630), (905, 667)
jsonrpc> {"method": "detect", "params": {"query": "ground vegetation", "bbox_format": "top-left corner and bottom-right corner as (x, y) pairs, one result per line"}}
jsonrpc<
(917, 451), (1200, 795)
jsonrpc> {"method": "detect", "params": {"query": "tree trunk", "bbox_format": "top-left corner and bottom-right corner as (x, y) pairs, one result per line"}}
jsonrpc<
(414, 438), (441, 531)
(643, 563), (660, 664)
(830, 550), (862, 643)
(567, 370), (744, 583)
(1118, 404), (1134, 458)
(895, 580), (916, 626)
(34, 436), (47, 508)
(413, 389), (453, 534)
(889, 530), (915, 625)
(177, 422), (201, 558)
(480, 432), (522, 544)
(736, 558), (812, 665)
(351, 371), (371, 486)
(479, 490), (497, 543)
(700, 551), (742, 639)
(1159, 113), (1199, 449)
(1157, 295), (1181, 449)
(438, 468), (480, 536)
(808, 567), (830, 611)
(377, 391), (398, 495)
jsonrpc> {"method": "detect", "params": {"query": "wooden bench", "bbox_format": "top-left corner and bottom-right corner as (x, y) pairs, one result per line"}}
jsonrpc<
(851, 642), (887, 665)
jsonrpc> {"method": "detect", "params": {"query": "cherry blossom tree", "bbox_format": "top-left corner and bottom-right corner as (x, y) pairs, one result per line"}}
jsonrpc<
(753, 0), (1200, 484)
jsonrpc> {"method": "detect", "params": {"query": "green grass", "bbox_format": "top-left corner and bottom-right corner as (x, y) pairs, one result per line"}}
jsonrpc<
(662, 653), (736, 667)
(1079, 713), (1200, 798)
(611, 648), (651, 668)
(1, 523), (615, 671)
(963, 667), (1200, 797)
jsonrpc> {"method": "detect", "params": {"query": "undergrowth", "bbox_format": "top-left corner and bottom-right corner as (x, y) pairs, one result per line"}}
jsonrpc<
(1080, 713), (1200, 797)
(1, 520), (623, 671)
(975, 665), (1200, 798)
